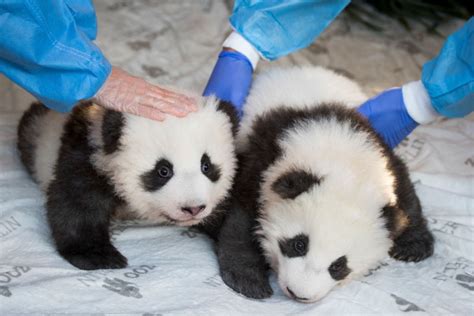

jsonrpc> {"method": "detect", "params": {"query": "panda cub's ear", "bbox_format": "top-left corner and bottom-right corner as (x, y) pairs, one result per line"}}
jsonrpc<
(217, 100), (239, 137)
(272, 169), (321, 200)
(102, 110), (125, 154)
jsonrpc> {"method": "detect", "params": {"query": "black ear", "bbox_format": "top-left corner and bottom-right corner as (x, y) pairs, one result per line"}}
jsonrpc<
(217, 100), (239, 137)
(272, 169), (321, 199)
(102, 110), (125, 154)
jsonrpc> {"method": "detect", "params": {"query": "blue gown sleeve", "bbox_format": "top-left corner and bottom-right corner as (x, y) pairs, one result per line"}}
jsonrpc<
(422, 17), (474, 118)
(0, 0), (111, 112)
(229, 0), (350, 60)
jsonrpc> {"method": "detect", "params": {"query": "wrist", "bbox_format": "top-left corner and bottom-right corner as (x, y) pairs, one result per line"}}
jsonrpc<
(223, 31), (260, 70)
(402, 80), (440, 124)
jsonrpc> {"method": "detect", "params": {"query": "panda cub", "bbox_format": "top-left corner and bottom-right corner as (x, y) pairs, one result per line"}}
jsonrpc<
(17, 97), (237, 270)
(217, 67), (434, 303)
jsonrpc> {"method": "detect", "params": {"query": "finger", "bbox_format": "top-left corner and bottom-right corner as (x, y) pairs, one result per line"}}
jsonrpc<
(150, 86), (198, 111)
(126, 103), (166, 121)
(139, 96), (191, 117)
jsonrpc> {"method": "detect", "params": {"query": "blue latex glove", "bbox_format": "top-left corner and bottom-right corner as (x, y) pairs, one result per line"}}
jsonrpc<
(358, 88), (418, 149)
(422, 17), (474, 118)
(203, 51), (253, 117)
(0, 0), (110, 112)
(230, 0), (350, 60)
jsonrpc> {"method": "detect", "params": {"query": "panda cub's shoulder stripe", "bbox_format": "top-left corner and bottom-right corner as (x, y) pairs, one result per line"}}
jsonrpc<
(102, 110), (125, 155)
(216, 100), (239, 137)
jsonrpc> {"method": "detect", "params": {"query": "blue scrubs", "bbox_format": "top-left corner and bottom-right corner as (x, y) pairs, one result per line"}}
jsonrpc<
(0, 0), (110, 112)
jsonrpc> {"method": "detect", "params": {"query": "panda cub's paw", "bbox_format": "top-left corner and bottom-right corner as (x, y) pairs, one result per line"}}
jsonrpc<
(220, 262), (273, 299)
(60, 244), (128, 270)
(390, 225), (434, 262)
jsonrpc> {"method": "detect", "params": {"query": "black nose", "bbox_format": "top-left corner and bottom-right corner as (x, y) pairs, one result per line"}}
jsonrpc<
(287, 287), (309, 301)
(181, 205), (206, 216)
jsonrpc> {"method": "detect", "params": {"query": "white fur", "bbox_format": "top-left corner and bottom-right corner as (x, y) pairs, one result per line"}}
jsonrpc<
(32, 111), (68, 190)
(91, 97), (236, 226)
(245, 67), (396, 302)
(31, 97), (236, 227)
(238, 66), (367, 150)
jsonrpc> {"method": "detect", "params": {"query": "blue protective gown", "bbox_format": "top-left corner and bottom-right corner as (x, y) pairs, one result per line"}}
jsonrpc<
(0, 0), (472, 118)
(422, 17), (474, 118)
(230, 0), (351, 60)
(0, 0), (110, 112)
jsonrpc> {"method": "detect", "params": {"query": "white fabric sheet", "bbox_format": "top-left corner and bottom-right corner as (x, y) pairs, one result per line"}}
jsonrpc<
(0, 112), (473, 315)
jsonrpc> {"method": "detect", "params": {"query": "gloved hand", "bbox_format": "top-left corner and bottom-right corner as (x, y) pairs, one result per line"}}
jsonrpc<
(203, 50), (253, 117)
(94, 67), (197, 121)
(357, 88), (418, 149)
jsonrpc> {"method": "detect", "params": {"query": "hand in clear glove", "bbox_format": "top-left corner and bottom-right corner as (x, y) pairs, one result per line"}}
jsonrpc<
(94, 67), (197, 121)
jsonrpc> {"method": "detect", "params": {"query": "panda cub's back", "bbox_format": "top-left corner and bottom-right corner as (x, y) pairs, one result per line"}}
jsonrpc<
(237, 67), (368, 148)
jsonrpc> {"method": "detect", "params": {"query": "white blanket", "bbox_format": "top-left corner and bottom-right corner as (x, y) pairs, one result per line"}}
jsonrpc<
(0, 111), (473, 314)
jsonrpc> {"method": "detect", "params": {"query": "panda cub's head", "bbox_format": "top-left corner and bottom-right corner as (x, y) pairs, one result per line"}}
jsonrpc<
(92, 97), (237, 226)
(256, 110), (398, 303)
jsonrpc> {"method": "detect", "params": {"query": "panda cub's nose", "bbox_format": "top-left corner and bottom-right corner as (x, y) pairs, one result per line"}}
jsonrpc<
(181, 205), (206, 216)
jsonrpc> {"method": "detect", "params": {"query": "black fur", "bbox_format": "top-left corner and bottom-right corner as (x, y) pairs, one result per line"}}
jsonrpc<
(141, 158), (174, 192)
(102, 110), (125, 154)
(279, 234), (309, 258)
(201, 153), (221, 182)
(328, 256), (351, 281)
(17, 102), (49, 178)
(216, 100), (239, 137)
(272, 169), (321, 200)
(216, 201), (273, 299)
(380, 144), (434, 262)
(46, 104), (127, 270)
(217, 103), (434, 299)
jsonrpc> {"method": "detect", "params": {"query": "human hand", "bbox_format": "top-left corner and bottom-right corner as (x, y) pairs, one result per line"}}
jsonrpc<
(357, 88), (418, 149)
(94, 67), (197, 121)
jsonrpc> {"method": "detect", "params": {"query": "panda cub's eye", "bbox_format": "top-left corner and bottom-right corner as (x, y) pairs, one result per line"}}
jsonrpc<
(200, 153), (221, 182)
(141, 158), (174, 192)
(293, 239), (307, 254)
(279, 234), (309, 258)
(158, 166), (172, 178)
(328, 256), (351, 281)
(201, 162), (210, 174)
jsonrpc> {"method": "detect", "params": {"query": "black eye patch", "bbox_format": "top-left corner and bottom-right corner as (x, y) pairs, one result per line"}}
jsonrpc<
(141, 158), (174, 192)
(328, 256), (351, 281)
(279, 234), (309, 258)
(272, 169), (321, 200)
(201, 153), (221, 182)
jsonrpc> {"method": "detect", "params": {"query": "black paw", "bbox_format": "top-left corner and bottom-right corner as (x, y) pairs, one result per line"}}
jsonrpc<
(390, 228), (434, 262)
(220, 263), (273, 299)
(60, 244), (128, 270)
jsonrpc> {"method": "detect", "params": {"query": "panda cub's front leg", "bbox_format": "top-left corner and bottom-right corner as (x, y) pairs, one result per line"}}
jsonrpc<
(217, 202), (273, 299)
(46, 155), (127, 270)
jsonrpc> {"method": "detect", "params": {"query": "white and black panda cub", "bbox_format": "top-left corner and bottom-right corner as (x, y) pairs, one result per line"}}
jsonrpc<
(217, 67), (434, 303)
(17, 97), (238, 270)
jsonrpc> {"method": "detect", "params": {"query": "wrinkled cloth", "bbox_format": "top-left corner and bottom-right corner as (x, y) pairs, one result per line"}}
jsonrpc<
(1, 111), (473, 314)
(0, 0), (110, 112)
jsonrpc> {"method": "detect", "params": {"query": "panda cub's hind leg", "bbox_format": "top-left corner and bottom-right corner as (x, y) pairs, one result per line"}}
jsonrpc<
(45, 108), (127, 270)
(47, 172), (127, 270)
(46, 169), (127, 270)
